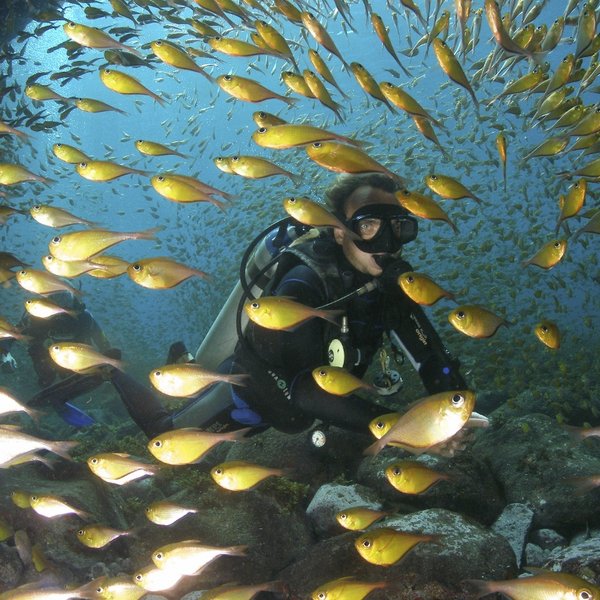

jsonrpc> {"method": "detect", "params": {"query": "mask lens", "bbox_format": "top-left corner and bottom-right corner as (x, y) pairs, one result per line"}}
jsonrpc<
(353, 217), (382, 240)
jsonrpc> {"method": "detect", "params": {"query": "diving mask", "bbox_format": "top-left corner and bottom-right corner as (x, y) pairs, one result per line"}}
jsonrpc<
(347, 204), (418, 255)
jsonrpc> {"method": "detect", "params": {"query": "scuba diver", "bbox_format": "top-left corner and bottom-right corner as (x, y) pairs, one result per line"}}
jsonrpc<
(0, 291), (113, 426)
(23, 174), (485, 446)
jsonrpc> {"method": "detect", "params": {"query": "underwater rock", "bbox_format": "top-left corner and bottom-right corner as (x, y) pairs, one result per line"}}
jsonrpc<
(544, 536), (600, 583)
(0, 544), (23, 591)
(491, 503), (534, 567)
(356, 448), (504, 525)
(471, 413), (600, 530)
(277, 508), (517, 598)
(524, 543), (547, 567)
(529, 528), (568, 550)
(306, 482), (384, 538)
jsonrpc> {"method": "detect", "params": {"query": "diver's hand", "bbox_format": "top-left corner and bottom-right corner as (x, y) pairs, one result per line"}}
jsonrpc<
(1, 352), (17, 373)
(426, 411), (489, 457)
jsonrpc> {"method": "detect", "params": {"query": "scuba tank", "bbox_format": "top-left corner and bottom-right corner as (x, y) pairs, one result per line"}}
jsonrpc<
(194, 218), (305, 368)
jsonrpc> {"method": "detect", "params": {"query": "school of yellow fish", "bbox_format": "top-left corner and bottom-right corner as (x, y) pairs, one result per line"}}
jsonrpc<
(1, 0), (600, 597)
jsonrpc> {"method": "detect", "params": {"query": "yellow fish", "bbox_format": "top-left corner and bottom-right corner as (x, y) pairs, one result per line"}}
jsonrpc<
(0, 119), (30, 138)
(465, 570), (600, 599)
(76, 524), (132, 549)
(283, 196), (358, 238)
(150, 39), (213, 82)
(412, 115), (447, 156)
(364, 390), (476, 455)
(87, 255), (130, 279)
(300, 11), (348, 68)
(134, 139), (186, 158)
(1, 430), (74, 472)
(16, 268), (81, 296)
(11, 489), (32, 508)
(252, 110), (286, 127)
(0, 204), (25, 224)
(484, 0), (536, 59)
(573, 210), (600, 239)
(133, 563), (186, 592)
(216, 74), (295, 105)
(534, 321), (561, 350)
(0, 162), (51, 185)
(92, 576), (147, 600)
(252, 124), (363, 149)
(151, 539), (247, 575)
(379, 82), (442, 127)
(310, 576), (387, 600)
(557, 179), (586, 231)
(144, 500), (198, 526)
(87, 452), (157, 485)
(311, 366), (374, 396)
(100, 68), (165, 106)
(49, 227), (159, 261)
(522, 239), (567, 269)
(24, 297), (77, 319)
(51, 143), (90, 164)
(148, 427), (249, 465)
(245, 295), (342, 331)
(189, 19), (221, 38)
(302, 69), (344, 121)
(397, 271), (455, 305)
(0, 387), (40, 421)
(281, 71), (315, 98)
(49, 342), (124, 373)
(25, 83), (70, 103)
(395, 189), (458, 233)
(308, 49), (347, 99)
(213, 156), (236, 174)
(211, 460), (287, 491)
(0, 317), (32, 343)
(335, 506), (388, 531)
(306, 141), (404, 184)
(63, 22), (142, 56)
(424, 174), (484, 204)
(29, 493), (89, 519)
(226, 155), (300, 183)
(385, 460), (451, 494)
(149, 363), (248, 397)
(371, 13), (411, 76)
(432, 38), (478, 108)
(30, 204), (96, 228)
(127, 257), (209, 289)
(254, 20), (297, 68)
(42, 255), (100, 278)
(448, 305), (510, 338)
(496, 132), (507, 192)
(76, 160), (148, 182)
(355, 527), (438, 566)
(74, 97), (126, 115)
(151, 174), (228, 211)
(350, 62), (396, 113)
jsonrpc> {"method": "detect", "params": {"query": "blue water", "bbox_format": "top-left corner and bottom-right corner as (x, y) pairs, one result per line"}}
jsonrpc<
(1, 0), (598, 399)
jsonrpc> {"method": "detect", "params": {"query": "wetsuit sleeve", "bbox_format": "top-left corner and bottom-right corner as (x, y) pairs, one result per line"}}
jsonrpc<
(383, 281), (467, 394)
(84, 311), (111, 353)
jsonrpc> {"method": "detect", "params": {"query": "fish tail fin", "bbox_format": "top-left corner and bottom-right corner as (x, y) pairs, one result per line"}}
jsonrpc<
(153, 93), (166, 107)
(210, 197), (228, 212)
(123, 44), (143, 59)
(50, 439), (79, 460)
(282, 95), (298, 107)
(461, 579), (493, 599)
(363, 438), (384, 456)
(224, 426), (253, 441)
(227, 373), (251, 387)
(447, 218), (459, 234)
(289, 172), (303, 186)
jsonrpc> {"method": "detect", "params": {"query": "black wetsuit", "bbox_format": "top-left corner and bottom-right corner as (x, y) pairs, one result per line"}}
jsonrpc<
(229, 236), (467, 434)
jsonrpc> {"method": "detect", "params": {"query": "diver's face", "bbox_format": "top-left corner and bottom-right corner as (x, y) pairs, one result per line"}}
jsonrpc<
(333, 185), (399, 277)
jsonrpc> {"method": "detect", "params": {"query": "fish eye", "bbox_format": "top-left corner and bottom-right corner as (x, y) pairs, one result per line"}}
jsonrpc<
(154, 370), (161, 377)
(155, 552), (163, 560)
(430, 174), (437, 180)
(132, 264), (142, 271)
(214, 36), (221, 40)
(392, 466), (401, 475)
(79, 162), (87, 168)
(90, 457), (98, 464)
(104, 69), (111, 74)
(135, 574), (143, 581)
(406, 275), (414, 283)
(157, 176), (165, 181)
(214, 467), (223, 475)
(258, 111), (266, 117)
(312, 142), (322, 148)
(250, 302), (259, 309)
(288, 197), (296, 202)
(361, 539), (371, 548)
(374, 421), (385, 429)
(67, 22), (75, 28)
(451, 393), (465, 406)
(145, 507), (151, 513)
(318, 369), (326, 376)
(338, 513), (347, 520)
(553, 241), (561, 248)
(51, 236), (61, 244)
(56, 143), (62, 147)
(19, 269), (26, 275)
(33, 204), (40, 210)
(541, 325), (548, 332)
(153, 440), (162, 447)
(155, 40), (162, 45)
(95, 587), (104, 594)
(224, 75), (232, 81)
(317, 593), (326, 600)
(31, 496), (37, 501)
(401, 189), (410, 196)
(232, 155), (239, 161)
(258, 127), (267, 133)
(136, 139), (143, 143)
(77, 529), (84, 535)
(45, 255), (53, 261)
(456, 311), (465, 319)
(579, 591), (592, 600)
(52, 345), (59, 351)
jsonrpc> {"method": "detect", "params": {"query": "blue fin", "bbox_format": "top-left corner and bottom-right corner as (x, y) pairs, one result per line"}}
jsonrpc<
(58, 402), (95, 427)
